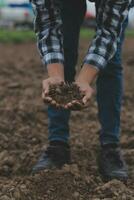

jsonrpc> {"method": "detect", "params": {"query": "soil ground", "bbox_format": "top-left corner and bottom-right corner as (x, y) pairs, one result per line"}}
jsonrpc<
(0, 37), (134, 200)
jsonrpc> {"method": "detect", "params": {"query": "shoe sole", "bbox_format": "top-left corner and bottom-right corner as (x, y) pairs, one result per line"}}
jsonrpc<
(98, 168), (128, 183)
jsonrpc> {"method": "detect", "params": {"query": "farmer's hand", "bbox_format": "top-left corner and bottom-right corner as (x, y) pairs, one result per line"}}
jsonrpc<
(64, 64), (98, 110)
(75, 81), (94, 105)
(42, 63), (64, 107)
(65, 81), (94, 110)
(42, 76), (64, 107)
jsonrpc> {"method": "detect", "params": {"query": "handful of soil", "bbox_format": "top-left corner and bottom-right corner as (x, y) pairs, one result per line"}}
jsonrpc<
(45, 83), (85, 110)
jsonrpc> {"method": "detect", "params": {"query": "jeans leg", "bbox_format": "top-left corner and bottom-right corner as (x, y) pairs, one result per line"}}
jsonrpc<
(48, 0), (86, 142)
(96, 18), (128, 145)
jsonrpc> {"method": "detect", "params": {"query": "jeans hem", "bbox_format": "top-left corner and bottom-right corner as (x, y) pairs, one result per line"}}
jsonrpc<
(48, 137), (69, 143)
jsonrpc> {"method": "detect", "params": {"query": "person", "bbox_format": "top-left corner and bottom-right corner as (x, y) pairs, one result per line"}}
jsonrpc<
(31, 0), (132, 181)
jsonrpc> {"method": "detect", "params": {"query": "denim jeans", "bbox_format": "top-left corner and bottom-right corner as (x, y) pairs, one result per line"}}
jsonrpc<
(47, 0), (128, 145)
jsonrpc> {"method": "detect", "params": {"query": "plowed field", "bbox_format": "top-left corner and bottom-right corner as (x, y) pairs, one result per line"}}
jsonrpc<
(0, 38), (134, 200)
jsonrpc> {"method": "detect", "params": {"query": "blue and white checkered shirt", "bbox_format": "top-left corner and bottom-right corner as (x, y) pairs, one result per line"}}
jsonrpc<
(31, 0), (132, 70)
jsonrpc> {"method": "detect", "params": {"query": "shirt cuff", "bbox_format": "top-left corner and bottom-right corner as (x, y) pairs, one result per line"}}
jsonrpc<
(83, 53), (107, 70)
(42, 52), (64, 67)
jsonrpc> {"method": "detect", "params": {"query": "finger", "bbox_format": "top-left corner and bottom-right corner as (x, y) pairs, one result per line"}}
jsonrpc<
(72, 100), (78, 104)
(64, 104), (69, 109)
(42, 80), (49, 95)
(65, 101), (82, 110)
(42, 86), (50, 99)
(82, 94), (92, 105)
(64, 106), (69, 110)
(65, 101), (77, 108)
(71, 99), (83, 105)
(43, 96), (52, 103)
(55, 103), (60, 108)
(44, 85), (49, 96)
(42, 91), (50, 100)
(65, 102), (73, 109)
(51, 100), (57, 106)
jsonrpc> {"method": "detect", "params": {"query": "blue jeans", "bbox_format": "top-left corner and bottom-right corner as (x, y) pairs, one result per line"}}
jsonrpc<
(47, 0), (128, 145)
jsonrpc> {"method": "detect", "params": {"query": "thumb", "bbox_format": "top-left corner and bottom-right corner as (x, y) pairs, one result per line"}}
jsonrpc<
(42, 85), (49, 100)
(82, 93), (92, 105)
(44, 84), (49, 95)
(42, 80), (49, 96)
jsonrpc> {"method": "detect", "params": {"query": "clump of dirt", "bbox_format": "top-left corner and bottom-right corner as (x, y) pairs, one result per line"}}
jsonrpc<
(0, 168), (133, 200)
(94, 180), (133, 199)
(0, 39), (134, 200)
(46, 83), (85, 110)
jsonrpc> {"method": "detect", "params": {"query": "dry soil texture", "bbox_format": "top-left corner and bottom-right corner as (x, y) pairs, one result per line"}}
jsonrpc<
(0, 38), (134, 200)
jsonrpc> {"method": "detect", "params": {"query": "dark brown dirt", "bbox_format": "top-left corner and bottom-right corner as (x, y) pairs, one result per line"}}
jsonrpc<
(0, 38), (134, 200)
(45, 83), (84, 109)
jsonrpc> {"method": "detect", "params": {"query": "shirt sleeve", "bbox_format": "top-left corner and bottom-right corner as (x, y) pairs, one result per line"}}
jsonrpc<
(31, 0), (64, 66)
(83, 0), (131, 70)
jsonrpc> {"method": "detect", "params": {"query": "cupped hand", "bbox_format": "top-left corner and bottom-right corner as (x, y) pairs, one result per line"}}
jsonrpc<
(65, 81), (94, 110)
(42, 76), (64, 107)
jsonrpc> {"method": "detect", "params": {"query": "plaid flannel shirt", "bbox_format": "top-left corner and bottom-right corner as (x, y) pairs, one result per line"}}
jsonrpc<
(31, 0), (131, 70)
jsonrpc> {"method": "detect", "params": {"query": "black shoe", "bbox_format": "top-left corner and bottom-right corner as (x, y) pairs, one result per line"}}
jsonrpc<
(97, 144), (128, 181)
(32, 141), (71, 174)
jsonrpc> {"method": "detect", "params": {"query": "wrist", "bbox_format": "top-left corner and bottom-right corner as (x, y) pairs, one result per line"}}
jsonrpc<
(47, 63), (64, 80)
(76, 76), (90, 84)
(77, 64), (99, 84)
